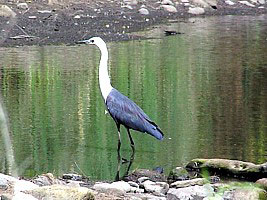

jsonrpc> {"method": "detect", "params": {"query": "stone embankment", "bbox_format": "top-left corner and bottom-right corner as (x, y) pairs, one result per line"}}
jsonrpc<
(0, 159), (267, 200)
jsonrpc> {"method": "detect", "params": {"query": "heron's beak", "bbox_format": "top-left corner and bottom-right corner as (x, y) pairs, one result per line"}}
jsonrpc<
(76, 39), (90, 44)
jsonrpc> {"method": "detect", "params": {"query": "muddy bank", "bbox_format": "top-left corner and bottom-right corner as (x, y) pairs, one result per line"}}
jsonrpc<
(0, 0), (267, 47)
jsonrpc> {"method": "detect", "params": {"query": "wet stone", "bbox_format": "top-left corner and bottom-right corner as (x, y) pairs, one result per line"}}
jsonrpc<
(17, 3), (28, 10)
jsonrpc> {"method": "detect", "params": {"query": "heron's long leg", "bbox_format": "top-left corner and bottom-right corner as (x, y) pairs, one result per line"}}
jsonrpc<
(117, 124), (121, 157)
(126, 128), (135, 154)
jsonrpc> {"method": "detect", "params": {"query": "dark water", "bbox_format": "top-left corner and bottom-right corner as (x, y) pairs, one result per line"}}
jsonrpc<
(0, 15), (266, 180)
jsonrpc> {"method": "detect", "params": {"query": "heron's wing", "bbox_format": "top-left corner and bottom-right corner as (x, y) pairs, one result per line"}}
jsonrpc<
(106, 89), (151, 132)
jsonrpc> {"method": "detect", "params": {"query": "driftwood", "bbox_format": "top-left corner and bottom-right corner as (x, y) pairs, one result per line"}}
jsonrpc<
(186, 158), (267, 181)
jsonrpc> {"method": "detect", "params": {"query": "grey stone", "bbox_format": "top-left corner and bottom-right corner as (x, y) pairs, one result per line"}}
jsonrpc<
(138, 177), (150, 183)
(225, 0), (236, 5)
(192, 0), (210, 7)
(239, 1), (256, 6)
(93, 181), (131, 193)
(0, 177), (8, 189)
(188, 7), (205, 15)
(139, 8), (149, 15)
(143, 180), (169, 195)
(167, 185), (214, 200)
(161, 0), (175, 5)
(170, 178), (208, 188)
(17, 3), (28, 10)
(13, 192), (37, 200)
(160, 5), (178, 12)
(0, 5), (16, 17)
(33, 173), (65, 186)
(26, 185), (94, 200)
(128, 181), (139, 188)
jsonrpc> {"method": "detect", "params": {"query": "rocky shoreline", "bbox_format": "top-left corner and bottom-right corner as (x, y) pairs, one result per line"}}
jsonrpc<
(0, 0), (267, 47)
(1, 158), (267, 199)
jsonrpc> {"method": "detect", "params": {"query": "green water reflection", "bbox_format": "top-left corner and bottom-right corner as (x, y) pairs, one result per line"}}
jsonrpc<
(0, 16), (266, 180)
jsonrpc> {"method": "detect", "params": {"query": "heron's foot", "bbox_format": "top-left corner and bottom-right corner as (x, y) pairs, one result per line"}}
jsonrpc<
(121, 157), (129, 163)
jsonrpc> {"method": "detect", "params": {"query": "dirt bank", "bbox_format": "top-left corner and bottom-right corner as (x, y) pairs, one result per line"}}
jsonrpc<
(0, 0), (267, 47)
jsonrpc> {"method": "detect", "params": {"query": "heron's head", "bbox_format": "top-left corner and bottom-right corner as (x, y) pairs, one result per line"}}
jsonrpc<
(77, 37), (105, 47)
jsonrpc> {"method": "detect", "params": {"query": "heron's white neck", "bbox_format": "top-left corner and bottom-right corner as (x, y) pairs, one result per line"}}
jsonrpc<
(97, 42), (113, 101)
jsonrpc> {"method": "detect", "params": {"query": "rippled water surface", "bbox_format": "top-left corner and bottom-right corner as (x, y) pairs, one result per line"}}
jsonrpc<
(0, 15), (266, 180)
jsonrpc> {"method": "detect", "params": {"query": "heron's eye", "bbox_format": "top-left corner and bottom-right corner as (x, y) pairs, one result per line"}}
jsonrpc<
(91, 39), (94, 43)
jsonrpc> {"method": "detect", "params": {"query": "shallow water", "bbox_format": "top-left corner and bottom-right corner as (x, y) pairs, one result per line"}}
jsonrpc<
(0, 15), (266, 180)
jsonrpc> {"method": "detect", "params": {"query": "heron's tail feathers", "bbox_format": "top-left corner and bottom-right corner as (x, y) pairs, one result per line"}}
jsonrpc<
(145, 119), (164, 140)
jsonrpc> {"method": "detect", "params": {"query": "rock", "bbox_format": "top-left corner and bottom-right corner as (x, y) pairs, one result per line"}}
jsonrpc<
(13, 180), (39, 193)
(225, 0), (236, 5)
(13, 192), (37, 200)
(258, 0), (265, 4)
(222, 187), (267, 200)
(170, 178), (208, 188)
(111, 181), (131, 192)
(33, 173), (65, 186)
(139, 8), (149, 15)
(17, 3), (28, 10)
(256, 178), (267, 190)
(37, 10), (52, 14)
(188, 7), (205, 14)
(124, 169), (166, 183)
(126, 192), (167, 199)
(142, 180), (169, 195)
(160, 5), (178, 13)
(191, 0), (210, 7)
(161, 0), (175, 5)
(62, 174), (83, 181)
(186, 159), (267, 181)
(93, 181), (131, 193)
(239, 0), (256, 6)
(138, 177), (150, 183)
(168, 167), (190, 182)
(124, 0), (138, 5)
(26, 185), (94, 200)
(28, 16), (37, 19)
(0, 177), (8, 189)
(167, 184), (214, 200)
(0, 5), (16, 17)
(128, 181), (139, 188)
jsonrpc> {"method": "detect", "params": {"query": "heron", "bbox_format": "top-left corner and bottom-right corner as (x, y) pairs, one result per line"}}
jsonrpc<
(78, 37), (164, 156)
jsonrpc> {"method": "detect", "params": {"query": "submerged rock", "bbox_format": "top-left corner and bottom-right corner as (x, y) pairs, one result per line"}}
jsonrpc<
(168, 167), (190, 182)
